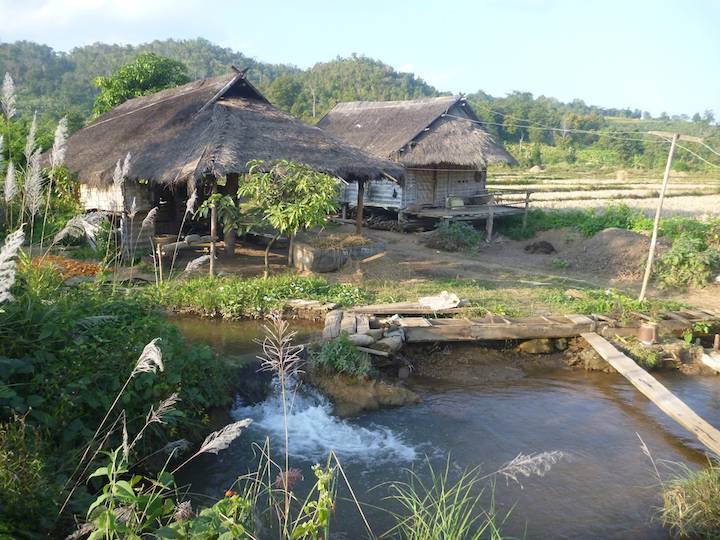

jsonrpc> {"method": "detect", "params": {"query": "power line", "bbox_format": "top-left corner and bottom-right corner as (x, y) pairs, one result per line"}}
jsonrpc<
(441, 113), (665, 144)
(699, 140), (720, 159)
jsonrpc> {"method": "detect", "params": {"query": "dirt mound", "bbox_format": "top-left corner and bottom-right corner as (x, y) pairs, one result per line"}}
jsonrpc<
(562, 227), (668, 280)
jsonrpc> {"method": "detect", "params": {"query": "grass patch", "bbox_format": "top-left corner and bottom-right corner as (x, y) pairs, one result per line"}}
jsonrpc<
(151, 273), (370, 318)
(660, 463), (720, 538)
(310, 333), (372, 377)
(425, 222), (485, 252)
(538, 287), (684, 318)
(304, 233), (371, 249)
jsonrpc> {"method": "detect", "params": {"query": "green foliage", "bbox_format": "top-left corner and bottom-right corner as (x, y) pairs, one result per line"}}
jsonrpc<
(426, 222), (484, 252)
(92, 53), (191, 116)
(195, 193), (244, 233)
(540, 287), (682, 318)
(311, 334), (372, 378)
(660, 462), (720, 539)
(152, 274), (369, 318)
(656, 234), (720, 289)
(551, 258), (570, 269)
(0, 419), (58, 533)
(239, 160), (339, 237)
(0, 263), (231, 452)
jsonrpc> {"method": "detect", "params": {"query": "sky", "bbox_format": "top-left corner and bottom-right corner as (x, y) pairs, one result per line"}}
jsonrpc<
(0, 0), (718, 117)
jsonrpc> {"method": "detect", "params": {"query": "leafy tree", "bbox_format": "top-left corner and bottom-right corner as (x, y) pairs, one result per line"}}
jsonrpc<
(266, 75), (303, 112)
(692, 112), (703, 123)
(238, 160), (339, 276)
(91, 53), (191, 116)
(704, 109), (716, 125)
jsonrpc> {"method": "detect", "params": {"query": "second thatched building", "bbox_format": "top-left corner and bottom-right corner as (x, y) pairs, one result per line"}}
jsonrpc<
(317, 96), (518, 220)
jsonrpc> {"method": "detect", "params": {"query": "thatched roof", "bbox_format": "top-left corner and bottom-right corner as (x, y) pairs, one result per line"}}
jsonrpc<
(317, 96), (517, 168)
(63, 71), (405, 187)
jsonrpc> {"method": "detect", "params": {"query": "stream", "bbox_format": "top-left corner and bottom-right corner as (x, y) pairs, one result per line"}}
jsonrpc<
(173, 317), (719, 539)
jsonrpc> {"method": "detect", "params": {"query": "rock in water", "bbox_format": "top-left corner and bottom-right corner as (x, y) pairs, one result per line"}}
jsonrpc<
(516, 338), (554, 354)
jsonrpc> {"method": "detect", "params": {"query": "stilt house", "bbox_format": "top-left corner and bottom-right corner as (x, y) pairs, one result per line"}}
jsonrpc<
(317, 96), (519, 221)
(61, 69), (405, 245)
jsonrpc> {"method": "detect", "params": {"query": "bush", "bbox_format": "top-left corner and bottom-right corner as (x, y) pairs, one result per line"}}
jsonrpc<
(656, 234), (720, 289)
(311, 334), (372, 377)
(426, 222), (484, 252)
(661, 463), (720, 538)
(0, 263), (232, 453)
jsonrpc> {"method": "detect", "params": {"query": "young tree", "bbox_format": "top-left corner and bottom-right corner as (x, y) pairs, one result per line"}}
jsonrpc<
(92, 53), (190, 117)
(238, 160), (339, 277)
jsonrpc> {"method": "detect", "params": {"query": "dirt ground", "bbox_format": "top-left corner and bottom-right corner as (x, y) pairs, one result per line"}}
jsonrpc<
(167, 221), (719, 313)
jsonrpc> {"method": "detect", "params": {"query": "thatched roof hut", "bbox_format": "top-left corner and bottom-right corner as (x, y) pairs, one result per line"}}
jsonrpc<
(317, 96), (516, 168)
(63, 70), (405, 188)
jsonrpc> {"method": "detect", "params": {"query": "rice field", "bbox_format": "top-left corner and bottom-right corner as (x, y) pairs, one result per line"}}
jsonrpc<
(489, 171), (720, 217)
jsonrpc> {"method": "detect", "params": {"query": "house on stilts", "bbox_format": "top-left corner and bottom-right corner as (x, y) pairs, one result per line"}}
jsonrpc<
(317, 96), (525, 225)
(61, 68), (404, 250)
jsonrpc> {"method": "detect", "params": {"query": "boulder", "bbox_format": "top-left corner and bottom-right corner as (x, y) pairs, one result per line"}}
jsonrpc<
(516, 338), (554, 354)
(367, 329), (385, 340)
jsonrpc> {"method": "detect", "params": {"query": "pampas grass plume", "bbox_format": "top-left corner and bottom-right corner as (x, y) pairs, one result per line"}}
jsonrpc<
(51, 116), (68, 169)
(25, 150), (43, 217)
(198, 419), (252, 455)
(24, 111), (37, 162)
(1, 73), (16, 120)
(132, 338), (164, 376)
(0, 225), (25, 303)
(4, 161), (16, 203)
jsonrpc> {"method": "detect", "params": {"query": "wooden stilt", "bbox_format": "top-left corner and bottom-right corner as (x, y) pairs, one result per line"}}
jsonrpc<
(522, 191), (531, 231)
(355, 180), (365, 235)
(485, 202), (495, 243)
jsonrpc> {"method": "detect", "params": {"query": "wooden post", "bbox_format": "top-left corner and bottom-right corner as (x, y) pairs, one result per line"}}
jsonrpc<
(486, 201), (495, 243)
(355, 180), (365, 235)
(522, 191), (531, 232)
(639, 133), (678, 301)
(156, 244), (164, 283)
(209, 183), (217, 277)
(714, 334), (720, 352)
(224, 174), (239, 257)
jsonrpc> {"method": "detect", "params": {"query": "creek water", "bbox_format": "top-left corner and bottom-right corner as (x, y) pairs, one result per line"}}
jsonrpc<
(173, 317), (719, 539)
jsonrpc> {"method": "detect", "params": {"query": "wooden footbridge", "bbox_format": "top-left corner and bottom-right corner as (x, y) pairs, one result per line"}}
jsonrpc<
(322, 294), (720, 456)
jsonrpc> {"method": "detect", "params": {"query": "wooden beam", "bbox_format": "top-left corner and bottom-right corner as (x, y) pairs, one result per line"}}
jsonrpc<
(582, 332), (720, 456)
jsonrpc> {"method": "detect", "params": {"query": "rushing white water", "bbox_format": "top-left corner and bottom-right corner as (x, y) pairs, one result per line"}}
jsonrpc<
(231, 379), (417, 463)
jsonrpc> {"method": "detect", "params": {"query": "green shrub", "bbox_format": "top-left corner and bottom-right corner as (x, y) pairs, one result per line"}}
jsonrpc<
(656, 234), (720, 289)
(661, 463), (720, 538)
(551, 258), (570, 269)
(0, 263), (232, 452)
(426, 222), (484, 252)
(311, 334), (372, 377)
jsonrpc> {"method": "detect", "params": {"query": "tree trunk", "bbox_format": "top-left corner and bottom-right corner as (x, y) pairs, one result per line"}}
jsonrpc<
(288, 233), (295, 267)
(355, 180), (365, 235)
(224, 228), (236, 256)
(224, 173), (239, 258)
(264, 234), (280, 279)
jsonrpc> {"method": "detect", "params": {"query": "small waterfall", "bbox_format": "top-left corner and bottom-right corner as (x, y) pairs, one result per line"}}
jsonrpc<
(231, 378), (417, 463)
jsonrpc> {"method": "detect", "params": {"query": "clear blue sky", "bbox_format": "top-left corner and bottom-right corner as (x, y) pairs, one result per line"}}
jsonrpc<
(0, 0), (718, 117)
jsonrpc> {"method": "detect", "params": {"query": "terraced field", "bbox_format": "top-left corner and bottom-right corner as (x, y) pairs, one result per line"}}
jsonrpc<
(489, 172), (720, 217)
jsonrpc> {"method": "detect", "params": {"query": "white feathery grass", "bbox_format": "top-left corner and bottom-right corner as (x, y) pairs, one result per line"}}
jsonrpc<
(1, 73), (16, 120)
(0, 225), (25, 304)
(185, 190), (198, 215)
(496, 450), (567, 487)
(141, 207), (158, 230)
(4, 161), (16, 203)
(25, 150), (43, 218)
(198, 419), (252, 455)
(50, 116), (68, 169)
(257, 311), (304, 377)
(121, 152), (131, 178)
(112, 158), (124, 187)
(173, 500), (194, 522)
(0, 134), (4, 171)
(184, 254), (211, 273)
(122, 415), (130, 461)
(128, 196), (137, 218)
(147, 392), (180, 425)
(163, 439), (191, 456)
(24, 111), (37, 162)
(131, 338), (164, 376)
(52, 212), (107, 250)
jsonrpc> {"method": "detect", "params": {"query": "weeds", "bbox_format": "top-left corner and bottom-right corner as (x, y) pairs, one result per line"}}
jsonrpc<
(311, 333), (372, 377)
(426, 221), (485, 252)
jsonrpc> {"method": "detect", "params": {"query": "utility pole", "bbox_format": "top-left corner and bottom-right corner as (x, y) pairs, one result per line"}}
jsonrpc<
(638, 131), (703, 301)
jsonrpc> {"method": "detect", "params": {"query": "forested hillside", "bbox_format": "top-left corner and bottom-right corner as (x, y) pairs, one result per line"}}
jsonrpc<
(1, 37), (718, 171)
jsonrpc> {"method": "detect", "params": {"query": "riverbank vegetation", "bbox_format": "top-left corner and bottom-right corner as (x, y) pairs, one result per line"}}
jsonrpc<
(660, 462), (720, 538)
